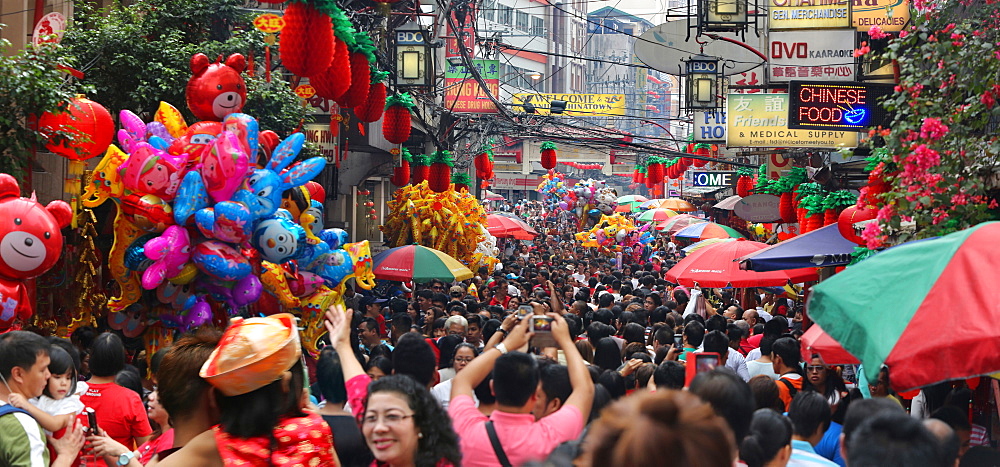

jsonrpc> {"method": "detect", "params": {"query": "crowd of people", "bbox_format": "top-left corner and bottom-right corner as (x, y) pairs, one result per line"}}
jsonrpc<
(1, 202), (998, 467)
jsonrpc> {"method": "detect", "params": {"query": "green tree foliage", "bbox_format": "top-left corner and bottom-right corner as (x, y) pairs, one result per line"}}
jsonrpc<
(863, 0), (1000, 246)
(61, 0), (308, 135)
(0, 36), (87, 179)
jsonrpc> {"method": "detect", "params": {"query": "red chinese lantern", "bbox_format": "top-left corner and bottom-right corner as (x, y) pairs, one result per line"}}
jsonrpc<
(474, 151), (490, 179)
(427, 151), (454, 193)
(336, 33), (374, 108)
(779, 192), (797, 224)
(637, 168), (647, 185)
(693, 143), (711, 168)
(310, 36), (351, 101)
(838, 205), (878, 245)
(647, 161), (664, 183)
(354, 75), (387, 123)
(452, 173), (471, 192)
(391, 150), (411, 186)
(410, 154), (430, 185)
(736, 176), (754, 197)
(37, 97), (114, 161)
(540, 142), (557, 170)
(383, 93), (414, 144)
(279, 2), (333, 78)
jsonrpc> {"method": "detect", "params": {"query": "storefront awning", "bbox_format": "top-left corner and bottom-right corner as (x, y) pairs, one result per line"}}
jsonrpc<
(739, 224), (858, 271)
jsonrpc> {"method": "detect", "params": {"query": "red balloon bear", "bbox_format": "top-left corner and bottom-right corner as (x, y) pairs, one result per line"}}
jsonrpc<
(185, 53), (248, 122)
(0, 174), (72, 331)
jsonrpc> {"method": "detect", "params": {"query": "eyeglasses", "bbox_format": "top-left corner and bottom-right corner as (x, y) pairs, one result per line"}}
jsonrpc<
(362, 412), (415, 426)
(432, 286), (444, 290)
(454, 357), (474, 363)
(806, 365), (826, 373)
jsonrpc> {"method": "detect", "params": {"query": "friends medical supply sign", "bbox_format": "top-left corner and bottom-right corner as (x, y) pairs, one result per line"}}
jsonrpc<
(726, 93), (858, 148)
(787, 81), (895, 132)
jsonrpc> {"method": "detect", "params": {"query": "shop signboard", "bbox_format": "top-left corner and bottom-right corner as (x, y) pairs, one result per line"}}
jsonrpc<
(691, 171), (736, 187)
(768, 30), (856, 82)
(788, 81), (895, 131)
(769, 0), (851, 29)
(444, 59), (499, 114)
(694, 111), (727, 142)
(726, 93), (859, 148)
(852, 0), (910, 31)
(734, 194), (782, 222)
(511, 93), (626, 117)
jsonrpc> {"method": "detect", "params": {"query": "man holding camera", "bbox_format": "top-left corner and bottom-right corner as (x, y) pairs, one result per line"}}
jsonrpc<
(449, 304), (594, 467)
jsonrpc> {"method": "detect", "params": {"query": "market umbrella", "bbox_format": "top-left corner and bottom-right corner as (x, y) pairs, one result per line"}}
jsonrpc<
(807, 222), (1000, 391)
(615, 195), (649, 212)
(655, 214), (707, 235)
(739, 224), (858, 272)
(637, 208), (679, 223)
(674, 222), (745, 241)
(664, 239), (819, 288)
(713, 195), (742, 210)
(648, 198), (697, 212)
(801, 323), (859, 365)
(639, 199), (667, 209)
(483, 190), (505, 201)
(486, 213), (537, 240)
(682, 237), (736, 254)
(372, 245), (474, 283)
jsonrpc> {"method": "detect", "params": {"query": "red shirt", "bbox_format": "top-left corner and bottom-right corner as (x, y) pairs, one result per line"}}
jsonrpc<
(80, 382), (152, 449)
(489, 295), (512, 309)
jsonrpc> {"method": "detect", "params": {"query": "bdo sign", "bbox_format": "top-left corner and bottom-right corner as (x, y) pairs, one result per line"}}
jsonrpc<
(692, 171), (735, 187)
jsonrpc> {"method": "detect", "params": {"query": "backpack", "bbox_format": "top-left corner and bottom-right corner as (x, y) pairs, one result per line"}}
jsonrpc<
(0, 404), (31, 418)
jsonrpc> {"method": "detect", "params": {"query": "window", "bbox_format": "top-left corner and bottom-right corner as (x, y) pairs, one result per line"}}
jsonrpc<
(497, 5), (513, 25)
(481, 0), (495, 21)
(531, 16), (545, 36)
(516, 11), (529, 31)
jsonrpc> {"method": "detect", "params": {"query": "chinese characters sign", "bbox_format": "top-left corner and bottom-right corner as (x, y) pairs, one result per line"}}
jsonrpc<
(726, 93), (858, 148)
(511, 94), (626, 117)
(787, 81), (895, 131)
(768, 30), (856, 82)
(444, 59), (499, 114)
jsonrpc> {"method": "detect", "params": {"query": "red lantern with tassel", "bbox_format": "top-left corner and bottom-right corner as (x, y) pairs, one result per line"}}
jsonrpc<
(354, 72), (387, 122)
(779, 192), (796, 223)
(383, 93), (415, 144)
(278, 2), (333, 77)
(838, 205), (878, 245)
(38, 96), (114, 161)
(452, 173), (471, 192)
(427, 150), (454, 193)
(410, 154), (430, 185)
(540, 142), (557, 170)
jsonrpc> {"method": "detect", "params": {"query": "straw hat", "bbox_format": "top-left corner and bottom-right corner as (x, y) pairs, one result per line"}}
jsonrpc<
(200, 313), (302, 396)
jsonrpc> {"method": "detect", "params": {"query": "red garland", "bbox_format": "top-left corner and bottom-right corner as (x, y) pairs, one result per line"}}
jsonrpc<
(279, 2), (333, 78)
(354, 81), (386, 123)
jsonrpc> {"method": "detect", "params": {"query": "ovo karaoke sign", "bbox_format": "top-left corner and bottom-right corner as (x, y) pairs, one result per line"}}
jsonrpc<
(788, 81), (895, 132)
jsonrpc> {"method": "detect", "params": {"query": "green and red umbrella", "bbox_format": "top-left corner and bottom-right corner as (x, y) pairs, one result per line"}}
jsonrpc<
(807, 222), (1000, 391)
(372, 245), (474, 283)
(615, 195), (649, 212)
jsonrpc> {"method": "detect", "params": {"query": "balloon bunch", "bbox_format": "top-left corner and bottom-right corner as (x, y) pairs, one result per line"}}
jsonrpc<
(380, 181), (498, 271)
(82, 53), (376, 348)
(555, 179), (617, 227)
(573, 214), (653, 257)
(536, 171), (567, 203)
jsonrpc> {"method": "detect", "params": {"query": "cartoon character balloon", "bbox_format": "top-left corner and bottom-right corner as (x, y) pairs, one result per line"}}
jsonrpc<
(0, 174), (72, 330)
(186, 53), (248, 122)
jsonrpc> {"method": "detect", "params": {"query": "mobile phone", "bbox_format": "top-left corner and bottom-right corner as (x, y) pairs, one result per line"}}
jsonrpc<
(86, 407), (98, 434)
(674, 334), (683, 347)
(530, 316), (557, 348)
(517, 305), (533, 320)
(684, 352), (720, 387)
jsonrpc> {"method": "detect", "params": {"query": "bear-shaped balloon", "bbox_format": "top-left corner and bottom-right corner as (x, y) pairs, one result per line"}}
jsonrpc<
(186, 53), (247, 122)
(0, 174), (72, 331)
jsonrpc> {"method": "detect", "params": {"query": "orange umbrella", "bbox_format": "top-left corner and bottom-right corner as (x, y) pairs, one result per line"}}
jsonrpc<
(648, 198), (696, 212)
(486, 214), (537, 240)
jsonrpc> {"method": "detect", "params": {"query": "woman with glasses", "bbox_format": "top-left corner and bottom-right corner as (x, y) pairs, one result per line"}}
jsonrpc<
(430, 343), (480, 410)
(801, 355), (852, 424)
(325, 305), (462, 467)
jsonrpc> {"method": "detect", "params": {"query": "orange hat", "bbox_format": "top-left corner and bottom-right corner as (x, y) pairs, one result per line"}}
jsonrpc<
(200, 313), (302, 396)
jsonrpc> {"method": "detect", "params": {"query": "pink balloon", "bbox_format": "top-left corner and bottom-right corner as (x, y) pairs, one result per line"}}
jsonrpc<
(202, 131), (249, 203)
(142, 225), (191, 290)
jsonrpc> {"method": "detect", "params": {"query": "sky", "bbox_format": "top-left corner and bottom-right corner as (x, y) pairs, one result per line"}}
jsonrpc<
(585, 0), (680, 26)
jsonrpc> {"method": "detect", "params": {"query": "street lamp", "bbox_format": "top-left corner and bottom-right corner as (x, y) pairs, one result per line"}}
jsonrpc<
(684, 54), (720, 110)
(394, 23), (433, 87)
(698, 0), (749, 32)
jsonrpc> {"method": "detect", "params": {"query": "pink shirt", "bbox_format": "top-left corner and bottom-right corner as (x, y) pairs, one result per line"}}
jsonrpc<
(448, 394), (584, 467)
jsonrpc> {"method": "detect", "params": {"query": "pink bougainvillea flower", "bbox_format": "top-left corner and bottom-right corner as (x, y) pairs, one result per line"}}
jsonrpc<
(919, 118), (950, 141)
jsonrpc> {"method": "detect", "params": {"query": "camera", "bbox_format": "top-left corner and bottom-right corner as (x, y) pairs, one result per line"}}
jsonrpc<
(530, 315), (553, 333)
